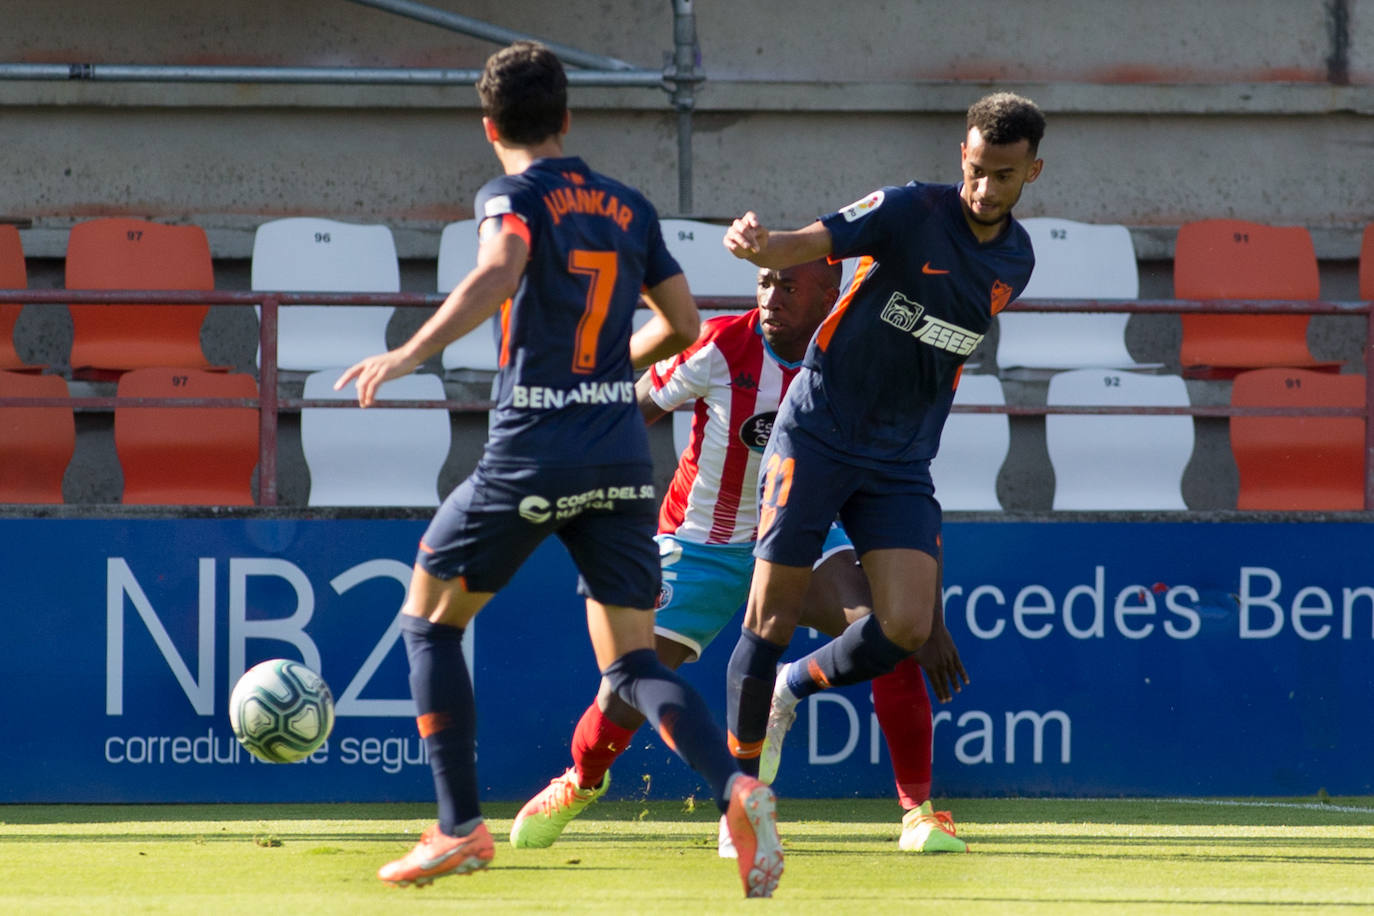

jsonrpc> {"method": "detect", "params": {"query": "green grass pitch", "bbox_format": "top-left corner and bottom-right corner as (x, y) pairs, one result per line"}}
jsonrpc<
(2, 797), (1372, 913)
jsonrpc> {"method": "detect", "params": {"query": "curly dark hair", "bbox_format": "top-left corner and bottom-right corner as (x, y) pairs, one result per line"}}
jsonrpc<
(966, 92), (1046, 156)
(477, 41), (568, 146)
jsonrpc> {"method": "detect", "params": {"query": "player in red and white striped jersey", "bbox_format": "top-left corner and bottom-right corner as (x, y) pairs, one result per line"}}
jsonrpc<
(511, 257), (970, 854)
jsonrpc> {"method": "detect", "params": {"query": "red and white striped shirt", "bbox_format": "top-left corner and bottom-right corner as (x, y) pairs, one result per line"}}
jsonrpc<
(647, 309), (802, 544)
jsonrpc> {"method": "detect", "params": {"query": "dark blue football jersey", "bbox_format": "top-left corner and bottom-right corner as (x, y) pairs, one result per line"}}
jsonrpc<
(784, 181), (1034, 466)
(472, 156), (683, 466)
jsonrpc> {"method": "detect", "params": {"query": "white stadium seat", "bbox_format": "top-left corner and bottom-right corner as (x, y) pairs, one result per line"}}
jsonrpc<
(1046, 368), (1193, 510)
(252, 218), (400, 372)
(301, 370), (450, 507)
(930, 373), (1009, 510)
(996, 218), (1151, 372)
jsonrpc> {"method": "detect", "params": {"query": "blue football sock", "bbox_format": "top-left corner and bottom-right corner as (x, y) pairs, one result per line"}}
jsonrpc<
(401, 614), (480, 836)
(786, 614), (912, 699)
(603, 647), (739, 813)
(725, 627), (786, 778)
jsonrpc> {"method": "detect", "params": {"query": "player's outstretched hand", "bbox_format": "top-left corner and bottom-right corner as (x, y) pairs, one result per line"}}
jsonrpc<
(723, 211), (769, 259)
(914, 615), (969, 703)
(334, 350), (419, 408)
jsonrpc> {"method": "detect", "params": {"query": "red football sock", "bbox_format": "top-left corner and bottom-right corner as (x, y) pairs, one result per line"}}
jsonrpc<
(570, 701), (635, 790)
(872, 655), (933, 809)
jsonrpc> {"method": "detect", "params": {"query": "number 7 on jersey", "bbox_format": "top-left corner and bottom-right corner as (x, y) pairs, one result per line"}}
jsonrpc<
(568, 249), (618, 374)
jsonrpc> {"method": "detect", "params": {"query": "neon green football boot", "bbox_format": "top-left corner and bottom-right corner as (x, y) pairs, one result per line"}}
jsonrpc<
(510, 767), (609, 849)
(898, 800), (968, 853)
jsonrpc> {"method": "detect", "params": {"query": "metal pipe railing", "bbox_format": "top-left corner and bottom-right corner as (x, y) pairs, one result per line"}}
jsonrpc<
(0, 290), (1369, 507)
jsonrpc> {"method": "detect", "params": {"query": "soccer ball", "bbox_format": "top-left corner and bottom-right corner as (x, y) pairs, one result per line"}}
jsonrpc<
(228, 659), (335, 763)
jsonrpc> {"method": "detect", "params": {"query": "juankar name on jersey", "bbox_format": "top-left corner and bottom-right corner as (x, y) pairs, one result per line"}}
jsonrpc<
(647, 309), (801, 544)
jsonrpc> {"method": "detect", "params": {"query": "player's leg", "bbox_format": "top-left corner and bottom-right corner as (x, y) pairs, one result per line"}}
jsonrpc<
(796, 544), (873, 639)
(765, 476), (941, 782)
(794, 541), (933, 802)
(757, 531), (871, 782)
(784, 521), (966, 850)
(881, 553), (968, 852)
(873, 656), (933, 808)
(776, 472), (942, 702)
(379, 566), (497, 885)
(788, 536), (946, 820)
(726, 560), (811, 775)
(876, 658), (964, 852)
(378, 467), (544, 886)
(727, 433), (849, 777)
(573, 634), (694, 785)
(564, 486), (781, 897)
(592, 599), (783, 897)
(513, 537), (751, 849)
(579, 536), (753, 788)
(873, 656), (968, 852)
(509, 636), (691, 851)
(777, 546), (936, 699)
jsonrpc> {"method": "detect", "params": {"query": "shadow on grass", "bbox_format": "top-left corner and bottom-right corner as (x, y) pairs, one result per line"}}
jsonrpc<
(4, 797), (1372, 831)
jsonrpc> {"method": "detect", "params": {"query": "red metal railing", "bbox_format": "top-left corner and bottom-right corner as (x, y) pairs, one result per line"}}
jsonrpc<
(0, 290), (1370, 507)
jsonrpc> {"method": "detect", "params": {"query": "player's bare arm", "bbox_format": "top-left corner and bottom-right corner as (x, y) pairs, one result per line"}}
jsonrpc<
(634, 371), (670, 425)
(336, 230), (526, 407)
(723, 212), (832, 270)
(629, 271), (700, 369)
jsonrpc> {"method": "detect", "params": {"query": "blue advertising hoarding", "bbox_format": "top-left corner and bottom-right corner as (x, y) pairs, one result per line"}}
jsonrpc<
(1, 517), (1370, 803)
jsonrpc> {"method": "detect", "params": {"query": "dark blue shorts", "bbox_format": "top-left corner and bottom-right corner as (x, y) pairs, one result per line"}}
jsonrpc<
(418, 459), (661, 609)
(754, 423), (942, 567)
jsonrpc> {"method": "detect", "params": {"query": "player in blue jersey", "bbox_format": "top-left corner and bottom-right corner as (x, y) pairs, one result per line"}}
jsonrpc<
(719, 92), (1045, 843)
(508, 259), (971, 856)
(335, 41), (783, 898)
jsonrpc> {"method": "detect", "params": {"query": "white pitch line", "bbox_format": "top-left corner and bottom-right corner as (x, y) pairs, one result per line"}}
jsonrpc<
(1059, 797), (1374, 816)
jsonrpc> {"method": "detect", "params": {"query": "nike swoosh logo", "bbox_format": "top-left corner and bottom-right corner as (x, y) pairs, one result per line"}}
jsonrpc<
(418, 846), (466, 870)
(922, 262), (950, 275)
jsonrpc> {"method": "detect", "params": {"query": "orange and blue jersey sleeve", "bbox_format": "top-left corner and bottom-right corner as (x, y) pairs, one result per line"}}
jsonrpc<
(822, 183), (937, 262)
(475, 179), (539, 252)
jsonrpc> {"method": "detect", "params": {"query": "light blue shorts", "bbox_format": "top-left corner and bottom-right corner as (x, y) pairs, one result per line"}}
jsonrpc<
(654, 524), (853, 662)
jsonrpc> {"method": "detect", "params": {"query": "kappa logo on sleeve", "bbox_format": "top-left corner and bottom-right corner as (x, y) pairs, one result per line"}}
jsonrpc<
(840, 190), (885, 222)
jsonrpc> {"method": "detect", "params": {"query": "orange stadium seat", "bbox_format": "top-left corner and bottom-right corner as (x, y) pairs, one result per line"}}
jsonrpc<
(0, 370), (74, 503)
(115, 368), (259, 505)
(1230, 368), (1366, 510)
(1360, 223), (1374, 301)
(1174, 219), (1336, 378)
(0, 225), (39, 370)
(65, 218), (215, 375)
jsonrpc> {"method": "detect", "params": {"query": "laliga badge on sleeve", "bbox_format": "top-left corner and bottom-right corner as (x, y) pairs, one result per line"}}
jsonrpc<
(841, 189), (884, 222)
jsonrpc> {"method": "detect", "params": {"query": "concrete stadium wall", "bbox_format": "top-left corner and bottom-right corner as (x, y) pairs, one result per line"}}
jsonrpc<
(1, 0), (1369, 249)
(1, 0), (1371, 508)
